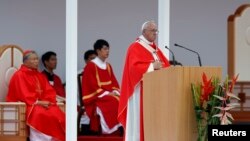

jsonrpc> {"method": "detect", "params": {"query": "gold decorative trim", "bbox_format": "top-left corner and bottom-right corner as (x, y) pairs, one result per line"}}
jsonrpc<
(107, 63), (111, 76)
(110, 94), (120, 101)
(95, 64), (112, 86)
(83, 88), (103, 100)
(112, 87), (119, 90)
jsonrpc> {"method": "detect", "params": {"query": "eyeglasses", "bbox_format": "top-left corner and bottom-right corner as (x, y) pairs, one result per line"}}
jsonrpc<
(147, 29), (159, 34)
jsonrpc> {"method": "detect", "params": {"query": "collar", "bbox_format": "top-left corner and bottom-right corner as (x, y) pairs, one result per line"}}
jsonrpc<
(139, 35), (153, 45)
(44, 68), (54, 75)
(21, 64), (38, 72)
(43, 69), (54, 81)
(91, 57), (107, 70)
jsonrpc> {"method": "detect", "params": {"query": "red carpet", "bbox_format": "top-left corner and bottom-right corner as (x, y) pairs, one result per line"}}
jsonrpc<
(78, 136), (123, 141)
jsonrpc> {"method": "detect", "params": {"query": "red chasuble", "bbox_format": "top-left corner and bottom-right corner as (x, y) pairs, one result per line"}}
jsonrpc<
(82, 61), (120, 132)
(118, 40), (170, 141)
(6, 65), (65, 141)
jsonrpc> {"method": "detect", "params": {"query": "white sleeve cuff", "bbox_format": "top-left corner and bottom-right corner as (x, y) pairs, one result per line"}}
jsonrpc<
(98, 91), (110, 98)
(147, 63), (154, 72)
(34, 100), (38, 105)
(112, 90), (120, 95)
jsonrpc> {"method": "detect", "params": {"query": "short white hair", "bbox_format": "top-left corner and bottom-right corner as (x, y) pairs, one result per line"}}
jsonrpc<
(141, 20), (156, 32)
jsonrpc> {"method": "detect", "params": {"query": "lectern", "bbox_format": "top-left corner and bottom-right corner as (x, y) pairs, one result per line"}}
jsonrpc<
(143, 66), (222, 141)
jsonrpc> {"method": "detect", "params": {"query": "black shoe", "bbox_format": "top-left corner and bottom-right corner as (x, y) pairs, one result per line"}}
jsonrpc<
(118, 126), (124, 136)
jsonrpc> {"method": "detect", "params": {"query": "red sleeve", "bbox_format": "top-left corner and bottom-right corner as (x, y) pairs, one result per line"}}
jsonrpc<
(7, 69), (57, 106)
(118, 42), (150, 127)
(127, 43), (153, 87)
(53, 74), (66, 98)
(108, 64), (120, 91)
(126, 42), (170, 87)
(7, 72), (38, 106)
(39, 74), (57, 103)
(157, 48), (170, 68)
(118, 42), (170, 127)
(82, 62), (105, 105)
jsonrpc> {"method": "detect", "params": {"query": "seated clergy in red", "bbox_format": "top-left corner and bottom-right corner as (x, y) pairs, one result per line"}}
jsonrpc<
(82, 39), (121, 134)
(41, 51), (66, 102)
(6, 50), (65, 141)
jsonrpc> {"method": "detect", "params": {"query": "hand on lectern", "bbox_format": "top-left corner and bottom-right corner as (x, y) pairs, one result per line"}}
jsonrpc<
(153, 61), (163, 70)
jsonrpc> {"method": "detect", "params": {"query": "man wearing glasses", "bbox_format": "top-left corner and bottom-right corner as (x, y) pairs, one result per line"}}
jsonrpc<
(118, 21), (170, 141)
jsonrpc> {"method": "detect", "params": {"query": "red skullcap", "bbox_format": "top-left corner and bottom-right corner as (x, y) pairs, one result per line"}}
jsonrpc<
(23, 50), (36, 62)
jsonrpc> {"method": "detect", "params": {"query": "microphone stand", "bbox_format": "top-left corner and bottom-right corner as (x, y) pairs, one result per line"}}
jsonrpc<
(165, 46), (176, 66)
(174, 43), (202, 67)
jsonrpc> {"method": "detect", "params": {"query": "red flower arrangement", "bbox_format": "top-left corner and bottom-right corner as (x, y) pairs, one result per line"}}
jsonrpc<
(191, 73), (240, 141)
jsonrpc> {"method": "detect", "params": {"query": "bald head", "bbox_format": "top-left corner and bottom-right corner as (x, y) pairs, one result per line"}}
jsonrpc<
(141, 21), (156, 32)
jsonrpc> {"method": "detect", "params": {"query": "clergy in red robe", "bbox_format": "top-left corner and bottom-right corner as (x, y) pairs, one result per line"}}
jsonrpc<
(82, 39), (121, 134)
(118, 21), (170, 141)
(41, 51), (66, 102)
(6, 50), (65, 141)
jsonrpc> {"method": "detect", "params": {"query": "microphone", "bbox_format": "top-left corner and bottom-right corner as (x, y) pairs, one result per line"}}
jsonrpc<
(174, 43), (202, 66)
(165, 46), (176, 66)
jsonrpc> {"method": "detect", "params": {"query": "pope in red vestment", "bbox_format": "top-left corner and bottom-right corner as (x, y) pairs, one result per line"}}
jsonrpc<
(118, 21), (170, 141)
(6, 51), (65, 141)
(82, 39), (121, 134)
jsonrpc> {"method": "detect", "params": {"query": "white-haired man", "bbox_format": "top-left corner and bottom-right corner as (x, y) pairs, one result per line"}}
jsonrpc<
(7, 50), (65, 141)
(118, 21), (170, 141)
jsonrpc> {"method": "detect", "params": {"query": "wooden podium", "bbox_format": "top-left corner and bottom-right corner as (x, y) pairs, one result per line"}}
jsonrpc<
(143, 66), (222, 141)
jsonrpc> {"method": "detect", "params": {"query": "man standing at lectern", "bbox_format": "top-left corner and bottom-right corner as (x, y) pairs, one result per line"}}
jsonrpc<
(118, 21), (170, 141)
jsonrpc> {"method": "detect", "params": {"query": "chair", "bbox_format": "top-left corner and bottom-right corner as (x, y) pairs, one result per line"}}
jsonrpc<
(0, 45), (65, 141)
(0, 45), (27, 141)
(77, 73), (85, 135)
(228, 4), (250, 81)
(227, 4), (250, 124)
(77, 72), (123, 136)
(77, 72), (103, 136)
